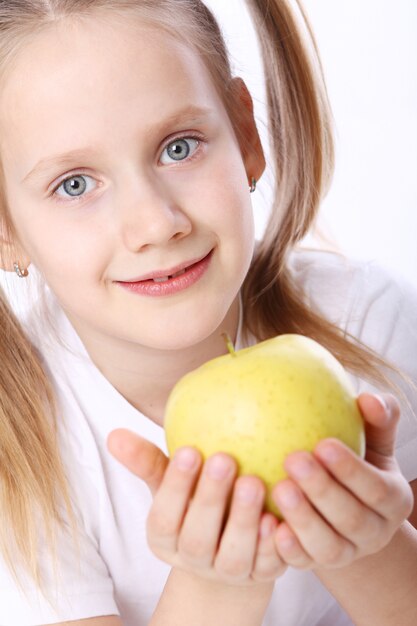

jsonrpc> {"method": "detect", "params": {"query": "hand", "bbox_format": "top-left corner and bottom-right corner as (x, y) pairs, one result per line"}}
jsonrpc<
(271, 392), (414, 570)
(107, 430), (287, 586)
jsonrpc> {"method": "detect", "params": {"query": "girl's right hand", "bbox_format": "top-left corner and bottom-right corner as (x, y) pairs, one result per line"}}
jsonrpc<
(107, 430), (287, 586)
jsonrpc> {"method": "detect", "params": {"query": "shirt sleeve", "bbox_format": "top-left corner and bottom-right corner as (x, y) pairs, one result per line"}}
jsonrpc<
(0, 531), (120, 625)
(344, 258), (417, 482)
(0, 431), (120, 625)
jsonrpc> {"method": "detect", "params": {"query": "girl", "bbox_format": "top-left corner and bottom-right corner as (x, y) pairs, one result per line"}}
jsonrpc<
(0, 1), (416, 624)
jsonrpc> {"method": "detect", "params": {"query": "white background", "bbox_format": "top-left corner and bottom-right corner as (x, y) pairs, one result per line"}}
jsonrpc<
(206, 0), (417, 287)
(1, 0), (416, 310)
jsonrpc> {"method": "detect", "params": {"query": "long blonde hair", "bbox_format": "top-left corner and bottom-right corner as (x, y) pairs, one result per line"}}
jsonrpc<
(0, 0), (412, 595)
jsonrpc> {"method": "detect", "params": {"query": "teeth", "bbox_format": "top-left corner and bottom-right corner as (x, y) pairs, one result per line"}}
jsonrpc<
(152, 268), (187, 283)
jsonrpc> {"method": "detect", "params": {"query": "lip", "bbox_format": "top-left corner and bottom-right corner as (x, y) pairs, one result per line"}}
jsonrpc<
(115, 248), (214, 297)
(121, 250), (212, 282)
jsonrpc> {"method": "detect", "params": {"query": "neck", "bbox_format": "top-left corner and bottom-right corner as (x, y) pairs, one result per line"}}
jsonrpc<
(66, 296), (241, 426)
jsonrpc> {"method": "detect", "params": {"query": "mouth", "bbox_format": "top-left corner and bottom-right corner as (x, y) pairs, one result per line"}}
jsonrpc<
(116, 248), (214, 296)
(122, 249), (214, 284)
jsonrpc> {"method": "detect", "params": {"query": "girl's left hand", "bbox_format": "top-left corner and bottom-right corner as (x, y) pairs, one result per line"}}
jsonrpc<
(272, 392), (414, 570)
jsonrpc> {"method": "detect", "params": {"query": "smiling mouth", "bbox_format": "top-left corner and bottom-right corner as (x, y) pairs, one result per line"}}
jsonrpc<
(116, 248), (214, 296)
(128, 250), (213, 284)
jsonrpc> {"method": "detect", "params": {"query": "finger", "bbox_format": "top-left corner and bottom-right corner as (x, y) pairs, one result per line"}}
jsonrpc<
(284, 451), (386, 552)
(314, 439), (409, 519)
(251, 513), (287, 582)
(107, 428), (169, 496)
(147, 447), (202, 557)
(357, 392), (401, 461)
(274, 522), (313, 569)
(272, 479), (355, 568)
(214, 475), (266, 581)
(177, 453), (237, 570)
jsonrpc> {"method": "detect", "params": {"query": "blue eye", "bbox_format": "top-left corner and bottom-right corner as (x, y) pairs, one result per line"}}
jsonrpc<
(160, 137), (200, 165)
(54, 174), (96, 201)
(51, 135), (203, 203)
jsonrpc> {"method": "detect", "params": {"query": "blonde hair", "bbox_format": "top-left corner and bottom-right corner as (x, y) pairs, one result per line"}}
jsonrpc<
(0, 0), (413, 597)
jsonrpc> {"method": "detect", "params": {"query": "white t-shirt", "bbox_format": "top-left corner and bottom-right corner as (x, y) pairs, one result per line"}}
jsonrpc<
(1, 248), (417, 626)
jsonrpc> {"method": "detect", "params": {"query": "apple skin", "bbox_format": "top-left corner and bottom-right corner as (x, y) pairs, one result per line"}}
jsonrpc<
(164, 334), (365, 517)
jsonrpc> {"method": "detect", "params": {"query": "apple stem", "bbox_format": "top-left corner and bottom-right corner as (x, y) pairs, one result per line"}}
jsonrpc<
(221, 332), (237, 357)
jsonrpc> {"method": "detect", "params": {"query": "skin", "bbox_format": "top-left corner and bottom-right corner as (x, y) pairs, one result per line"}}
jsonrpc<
(0, 12), (416, 621)
(109, 393), (416, 589)
(0, 15), (264, 423)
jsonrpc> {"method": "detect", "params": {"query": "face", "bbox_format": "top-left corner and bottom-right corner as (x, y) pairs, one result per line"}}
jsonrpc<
(0, 15), (262, 355)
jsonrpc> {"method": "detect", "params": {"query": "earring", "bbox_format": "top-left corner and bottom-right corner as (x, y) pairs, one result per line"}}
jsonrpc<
(249, 177), (257, 193)
(13, 261), (29, 278)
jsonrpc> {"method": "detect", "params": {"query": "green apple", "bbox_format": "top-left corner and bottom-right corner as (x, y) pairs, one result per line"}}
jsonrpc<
(164, 333), (365, 517)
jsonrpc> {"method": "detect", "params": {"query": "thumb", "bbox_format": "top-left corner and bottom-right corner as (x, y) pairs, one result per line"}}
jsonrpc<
(107, 428), (169, 496)
(357, 392), (401, 462)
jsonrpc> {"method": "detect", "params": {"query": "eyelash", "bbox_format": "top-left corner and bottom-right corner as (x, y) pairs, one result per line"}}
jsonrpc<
(50, 132), (205, 204)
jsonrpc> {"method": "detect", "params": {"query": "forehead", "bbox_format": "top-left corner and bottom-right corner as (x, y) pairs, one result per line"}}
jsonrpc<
(0, 16), (224, 170)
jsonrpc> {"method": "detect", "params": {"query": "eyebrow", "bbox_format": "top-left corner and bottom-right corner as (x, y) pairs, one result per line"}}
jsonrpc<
(22, 104), (213, 184)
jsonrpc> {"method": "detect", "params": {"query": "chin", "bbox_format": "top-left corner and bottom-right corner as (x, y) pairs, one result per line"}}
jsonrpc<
(144, 312), (228, 352)
(147, 328), (217, 352)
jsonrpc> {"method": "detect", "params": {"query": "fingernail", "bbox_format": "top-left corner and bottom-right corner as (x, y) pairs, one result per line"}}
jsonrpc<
(278, 528), (296, 550)
(206, 454), (233, 480)
(287, 456), (314, 479)
(174, 447), (198, 472)
(274, 484), (301, 509)
(236, 481), (261, 505)
(259, 515), (276, 538)
(315, 443), (342, 464)
(375, 394), (389, 414)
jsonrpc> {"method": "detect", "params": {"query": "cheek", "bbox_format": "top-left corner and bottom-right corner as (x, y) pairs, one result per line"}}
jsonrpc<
(209, 167), (255, 241)
(25, 214), (109, 285)
(184, 151), (252, 231)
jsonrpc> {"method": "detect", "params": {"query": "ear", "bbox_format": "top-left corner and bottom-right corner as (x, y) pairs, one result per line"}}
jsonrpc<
(0, 219), (31, 273)
(229, 77), (266, 185)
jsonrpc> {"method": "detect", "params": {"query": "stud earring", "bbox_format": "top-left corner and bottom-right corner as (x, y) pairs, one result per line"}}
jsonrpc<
(249, 177), (257, 193)
(13, 262), (29, 278)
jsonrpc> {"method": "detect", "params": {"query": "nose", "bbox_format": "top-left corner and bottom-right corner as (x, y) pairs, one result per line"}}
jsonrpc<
(116, 174), (192, 252)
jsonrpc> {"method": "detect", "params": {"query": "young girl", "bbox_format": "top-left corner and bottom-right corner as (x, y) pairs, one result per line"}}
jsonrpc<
(0, 1), (416, 624)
